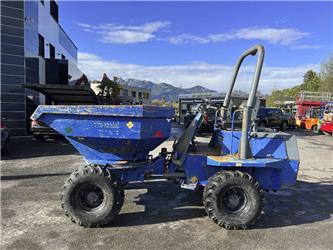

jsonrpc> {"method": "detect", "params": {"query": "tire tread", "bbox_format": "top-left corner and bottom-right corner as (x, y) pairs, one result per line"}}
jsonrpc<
(203, 170), (264, 230)
(61, 165), (124, 228)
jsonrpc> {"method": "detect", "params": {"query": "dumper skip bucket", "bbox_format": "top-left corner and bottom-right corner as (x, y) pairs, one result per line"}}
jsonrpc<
(31, 105), (175, 164)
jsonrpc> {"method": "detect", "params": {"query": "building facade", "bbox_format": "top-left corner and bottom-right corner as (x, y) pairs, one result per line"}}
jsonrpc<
(91, 82), (152, 105)
(119, 84), (151, 105)
(1, 0), (81, 135)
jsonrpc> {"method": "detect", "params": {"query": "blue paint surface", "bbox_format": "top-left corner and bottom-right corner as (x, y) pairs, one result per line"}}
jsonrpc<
(32, 105), (174, 164)
(31, 105), (175, 120)
(206, 157), (285, 168)
(177, 130), (300, 190)
(32, 105), (300, 191)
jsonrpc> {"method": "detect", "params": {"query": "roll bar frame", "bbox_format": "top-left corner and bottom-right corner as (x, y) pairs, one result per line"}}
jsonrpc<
(221, 44), (265, 159)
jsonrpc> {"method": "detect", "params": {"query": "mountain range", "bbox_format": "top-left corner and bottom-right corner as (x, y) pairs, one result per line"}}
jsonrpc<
(116, 78), (216, 101)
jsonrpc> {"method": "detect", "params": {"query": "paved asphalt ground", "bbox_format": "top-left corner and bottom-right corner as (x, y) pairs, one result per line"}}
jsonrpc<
(1, 127), (333, 250)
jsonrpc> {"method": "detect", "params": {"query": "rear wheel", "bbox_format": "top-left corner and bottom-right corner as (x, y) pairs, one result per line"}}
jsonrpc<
(33, 134), (45, 141)
(281, 121), (288, 131)
(61, 165), (124, 227)
(312, 125), (319, 133)
(203, 170), (263, 229)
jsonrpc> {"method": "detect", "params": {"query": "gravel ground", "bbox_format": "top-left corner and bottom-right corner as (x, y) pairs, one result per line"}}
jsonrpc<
(1, 128), (333, 250)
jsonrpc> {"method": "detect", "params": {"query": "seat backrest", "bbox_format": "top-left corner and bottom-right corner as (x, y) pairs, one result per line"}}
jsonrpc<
(172, 112), (204, 167)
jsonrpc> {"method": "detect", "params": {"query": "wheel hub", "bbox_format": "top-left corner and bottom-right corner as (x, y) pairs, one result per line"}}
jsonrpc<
(221, 187), (247, 213)
(86, 191), (101, 205)
(228, 193), (241, 207)
(76, 184), (104, 211)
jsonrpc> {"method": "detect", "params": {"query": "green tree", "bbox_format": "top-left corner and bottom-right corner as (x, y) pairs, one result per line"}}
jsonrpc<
(319, 55), (333, 92)
(302, 70), (321, 91)
(266, 54), (333, 107)
(266, 89), (294, 106)
(97, 74), (121, 104)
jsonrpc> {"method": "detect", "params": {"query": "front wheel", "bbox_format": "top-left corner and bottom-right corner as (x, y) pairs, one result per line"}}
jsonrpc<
(203, 170), (263, 229)
(61, 165), (124, 227)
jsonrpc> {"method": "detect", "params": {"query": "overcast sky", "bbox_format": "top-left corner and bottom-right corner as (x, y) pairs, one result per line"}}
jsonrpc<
(60, 1), (333, 93)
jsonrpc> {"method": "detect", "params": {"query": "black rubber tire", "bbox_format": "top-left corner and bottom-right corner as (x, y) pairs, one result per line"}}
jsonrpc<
(203, 170), (263, 229)
(281, 121), (288, 131)
(33, 134), (45, 141)
(312, 125), (319, 134)
(61, 165), (124, 227)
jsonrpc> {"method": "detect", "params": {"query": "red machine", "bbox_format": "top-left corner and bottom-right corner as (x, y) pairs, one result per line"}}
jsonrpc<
(320, 103), (333, 135)
(295, 91), (333, 128)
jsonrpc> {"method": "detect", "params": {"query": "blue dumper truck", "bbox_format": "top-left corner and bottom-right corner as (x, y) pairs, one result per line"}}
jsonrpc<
(31, 45), (299, 229)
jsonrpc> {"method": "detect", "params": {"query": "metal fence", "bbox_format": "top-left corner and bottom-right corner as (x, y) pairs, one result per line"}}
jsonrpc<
(298, 91), (333, 102)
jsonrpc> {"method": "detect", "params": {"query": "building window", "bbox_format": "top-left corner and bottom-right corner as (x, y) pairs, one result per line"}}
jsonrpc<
(61, 54), (66, 59)
(49, 43), (55, 59)
(146, 93), (149, 99)
(50, 0), (58, 23)
(138, 92), (142, 99)
(132, 91), (136, 98)
(40, 0), (44, 5)
(38, 34), (45, 57)
(123, 89), (128, 96)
